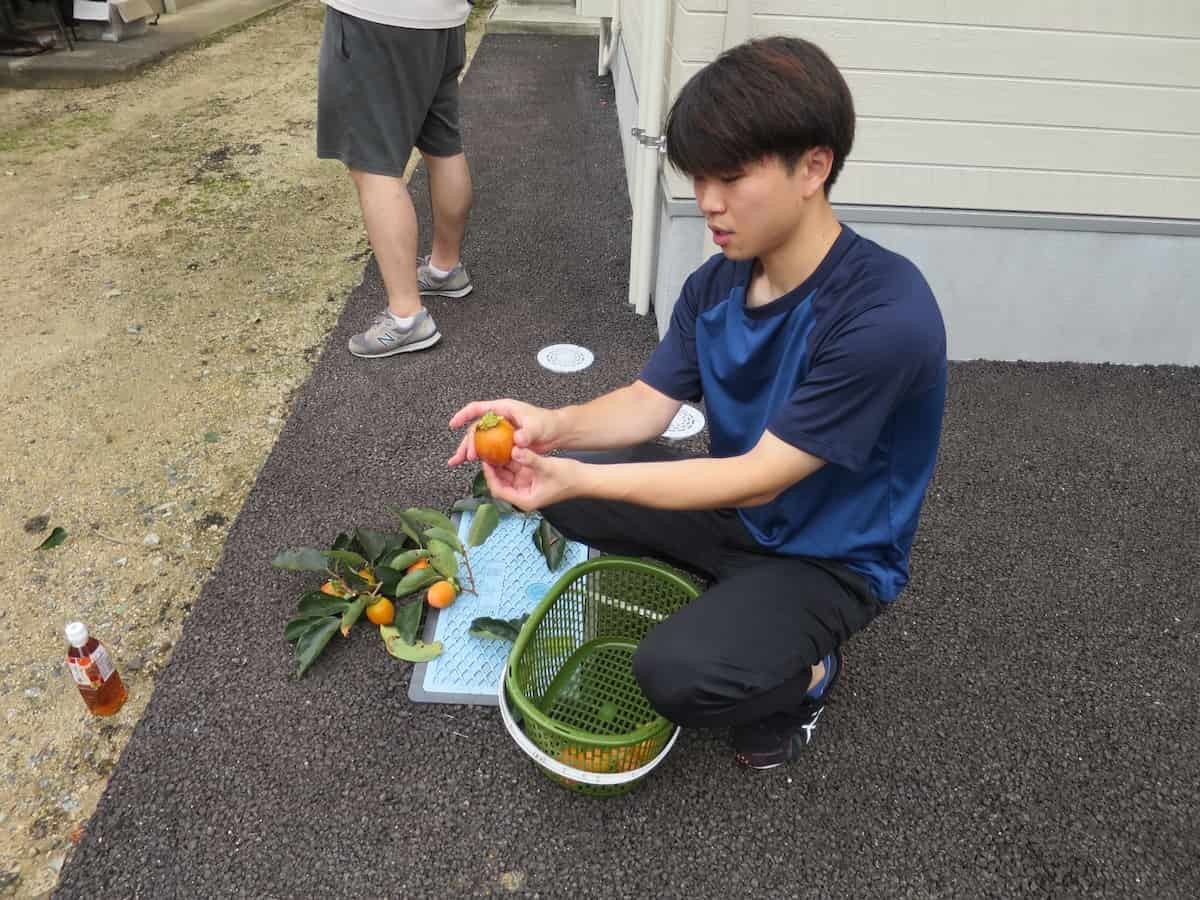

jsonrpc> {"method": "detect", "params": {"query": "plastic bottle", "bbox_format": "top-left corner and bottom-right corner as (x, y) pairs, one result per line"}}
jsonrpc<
(65, 622), (127, 716)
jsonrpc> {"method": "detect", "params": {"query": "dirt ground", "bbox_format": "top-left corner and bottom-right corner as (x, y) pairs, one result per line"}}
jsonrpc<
(0, 3), (487, 895)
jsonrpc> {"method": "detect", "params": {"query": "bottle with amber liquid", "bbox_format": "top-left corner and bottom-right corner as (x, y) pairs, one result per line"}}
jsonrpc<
(65, 622), (127, 716)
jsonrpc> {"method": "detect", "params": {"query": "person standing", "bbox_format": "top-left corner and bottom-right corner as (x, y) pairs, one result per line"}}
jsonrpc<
(318, 1), (475, 358)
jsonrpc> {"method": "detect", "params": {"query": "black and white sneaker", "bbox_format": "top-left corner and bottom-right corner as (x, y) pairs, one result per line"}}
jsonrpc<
(732, 647), (844, 770)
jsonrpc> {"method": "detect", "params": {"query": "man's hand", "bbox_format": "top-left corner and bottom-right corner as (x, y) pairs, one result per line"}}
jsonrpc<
(481, 448), (578, 511)
(447, 399), (559, 467)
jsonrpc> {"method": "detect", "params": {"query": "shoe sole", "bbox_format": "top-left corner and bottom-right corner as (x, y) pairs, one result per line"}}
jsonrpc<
(419, 285), (473, 299)
(349, 331), (442, 359)
(736, 756), (786, 771)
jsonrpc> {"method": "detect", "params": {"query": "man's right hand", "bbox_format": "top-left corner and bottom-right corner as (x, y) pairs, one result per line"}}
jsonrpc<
(447, 398), (560, 467)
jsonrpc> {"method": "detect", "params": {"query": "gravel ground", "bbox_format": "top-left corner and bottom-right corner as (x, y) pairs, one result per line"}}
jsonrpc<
(55, 34), (1200, 900)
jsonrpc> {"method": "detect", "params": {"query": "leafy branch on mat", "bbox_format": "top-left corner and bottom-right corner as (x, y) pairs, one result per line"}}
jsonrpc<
(272, 476), (568, 677)
(271, 500), (498, 677)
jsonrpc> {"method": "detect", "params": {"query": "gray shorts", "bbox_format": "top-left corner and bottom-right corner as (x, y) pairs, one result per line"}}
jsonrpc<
(317, 7), (466, 177)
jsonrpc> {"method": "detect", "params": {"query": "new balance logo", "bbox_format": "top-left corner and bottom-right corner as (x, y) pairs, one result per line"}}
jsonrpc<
(379, 334), (395, 345)
(801, 706), (824, 744)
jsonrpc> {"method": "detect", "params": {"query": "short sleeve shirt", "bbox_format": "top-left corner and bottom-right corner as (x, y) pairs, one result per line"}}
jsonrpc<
(324, 0), (470, 29)
(640, 226), (947, 601)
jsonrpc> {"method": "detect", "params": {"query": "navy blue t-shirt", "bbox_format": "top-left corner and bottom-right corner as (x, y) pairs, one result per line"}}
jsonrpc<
(640, 226), (946, 601)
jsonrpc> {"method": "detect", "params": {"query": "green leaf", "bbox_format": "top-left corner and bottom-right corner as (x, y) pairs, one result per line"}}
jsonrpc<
(379, 625), (443, 663)
(533, 518), (567, 571)
(297, 591), (352, 617)
(391, 567), (440, 599)
(271, 547), (329, 572)
(353, 529), (392, 564)
(386, 548), (430, 571)
(284, 615), (330, 642)
(468, 614), (530, 643)
(35, 526), (68, 551)
(295, 617), (341, 676)
(471, 470), (490, 498)
(375, 565), (403, 596)
(340, 594), (370, 637)
(451, 497), (484, 513)
(391, 509), (424, 548)
(383, 532), (410, 558)
(323, 549), (369, 570)
(204, 431), (220, 443)
(342, 569), (371, 593)
(422, 526), (463, 554)
(467, 504), (500, 548)
(494, 499), (518, 516)
(393, 600), (423, 645)
(331, 532), (354, 552)
(403, 507), (457, 535)
(426, 539), (459, 580)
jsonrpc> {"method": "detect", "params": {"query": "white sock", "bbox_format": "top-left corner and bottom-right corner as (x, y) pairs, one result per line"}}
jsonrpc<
(389, 311), (417, 328)
(427, 261), (454, 279)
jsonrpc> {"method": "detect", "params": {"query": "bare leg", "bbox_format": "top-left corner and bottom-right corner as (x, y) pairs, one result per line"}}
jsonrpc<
(421, 151), (472, 270)
(348, 169), (422, 318)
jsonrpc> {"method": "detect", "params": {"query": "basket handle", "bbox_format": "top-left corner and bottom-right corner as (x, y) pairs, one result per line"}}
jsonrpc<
(497, 666), (680, 787)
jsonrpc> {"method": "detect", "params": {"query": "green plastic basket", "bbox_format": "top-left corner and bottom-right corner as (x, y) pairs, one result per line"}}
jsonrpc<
(500, 557), (700, 797)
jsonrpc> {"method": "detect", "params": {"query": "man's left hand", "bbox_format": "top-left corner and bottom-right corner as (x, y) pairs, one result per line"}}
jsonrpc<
(481, 448), (577, 511)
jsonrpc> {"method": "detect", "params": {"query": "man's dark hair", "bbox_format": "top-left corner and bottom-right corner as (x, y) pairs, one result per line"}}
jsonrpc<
(665, 36), (856, 193)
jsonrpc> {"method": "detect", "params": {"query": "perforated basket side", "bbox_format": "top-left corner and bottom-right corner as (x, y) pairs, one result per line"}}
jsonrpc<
(506, 557), (700, 749)
(514, 573), (588, 707)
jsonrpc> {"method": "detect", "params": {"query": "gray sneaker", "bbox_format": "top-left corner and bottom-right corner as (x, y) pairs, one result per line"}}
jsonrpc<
(348, 308), (441, 358)
(417, 256), (473, 298)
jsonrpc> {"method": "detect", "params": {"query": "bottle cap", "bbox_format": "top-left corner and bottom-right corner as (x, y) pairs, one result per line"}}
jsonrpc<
(65, 622), (89, 648)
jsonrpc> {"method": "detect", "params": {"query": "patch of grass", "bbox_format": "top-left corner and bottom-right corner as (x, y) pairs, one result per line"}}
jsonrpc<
(0, 110), (113, 154)
(186, 172), (253, 215)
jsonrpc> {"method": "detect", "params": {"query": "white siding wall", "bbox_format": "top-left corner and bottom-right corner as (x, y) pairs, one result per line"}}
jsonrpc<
(617, 0), (644, 88)
(661, 0), (1200, 220)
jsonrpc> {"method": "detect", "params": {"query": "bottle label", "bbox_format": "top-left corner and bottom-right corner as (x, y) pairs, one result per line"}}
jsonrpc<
(68, 645), (116, 689)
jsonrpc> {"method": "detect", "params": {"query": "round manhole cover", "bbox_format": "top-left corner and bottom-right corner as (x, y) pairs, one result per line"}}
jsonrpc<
(536, 343), (595, 373)
(662, 404), (705, 440)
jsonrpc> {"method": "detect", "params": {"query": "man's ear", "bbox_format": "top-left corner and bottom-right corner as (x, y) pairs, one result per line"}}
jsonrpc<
(798, 147), (834, 199)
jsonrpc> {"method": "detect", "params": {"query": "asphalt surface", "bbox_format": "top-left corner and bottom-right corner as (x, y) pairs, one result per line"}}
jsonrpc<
(56, 35), (1200, 900)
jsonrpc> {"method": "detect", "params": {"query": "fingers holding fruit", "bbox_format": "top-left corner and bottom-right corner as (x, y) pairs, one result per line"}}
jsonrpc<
(447, 399), (557, 467)
(448, 398), (521, 432)
(480, 449), (578, 512)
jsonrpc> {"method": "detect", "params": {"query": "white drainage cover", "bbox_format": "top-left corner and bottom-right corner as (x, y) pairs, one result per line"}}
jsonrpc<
(662, 404), (705, 440)
(537, 343), (595, 374)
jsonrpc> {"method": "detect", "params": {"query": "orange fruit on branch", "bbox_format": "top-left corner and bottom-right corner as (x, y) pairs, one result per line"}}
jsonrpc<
(426, 580), (458, 609)
(320, 580), (349, 598)
(365, 597), (395, 625)
(473, 412), (515, 466)
(406, 558), (432, 574)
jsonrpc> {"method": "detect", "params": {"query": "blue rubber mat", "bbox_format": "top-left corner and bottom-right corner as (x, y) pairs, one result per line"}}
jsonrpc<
(408, 509), (589, 705)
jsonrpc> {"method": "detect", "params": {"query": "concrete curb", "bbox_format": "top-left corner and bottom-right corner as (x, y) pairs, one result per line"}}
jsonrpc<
(0, 0), (296, 89)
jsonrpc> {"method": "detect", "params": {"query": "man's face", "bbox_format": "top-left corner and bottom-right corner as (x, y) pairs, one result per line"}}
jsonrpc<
(692, 152), (826, 260)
